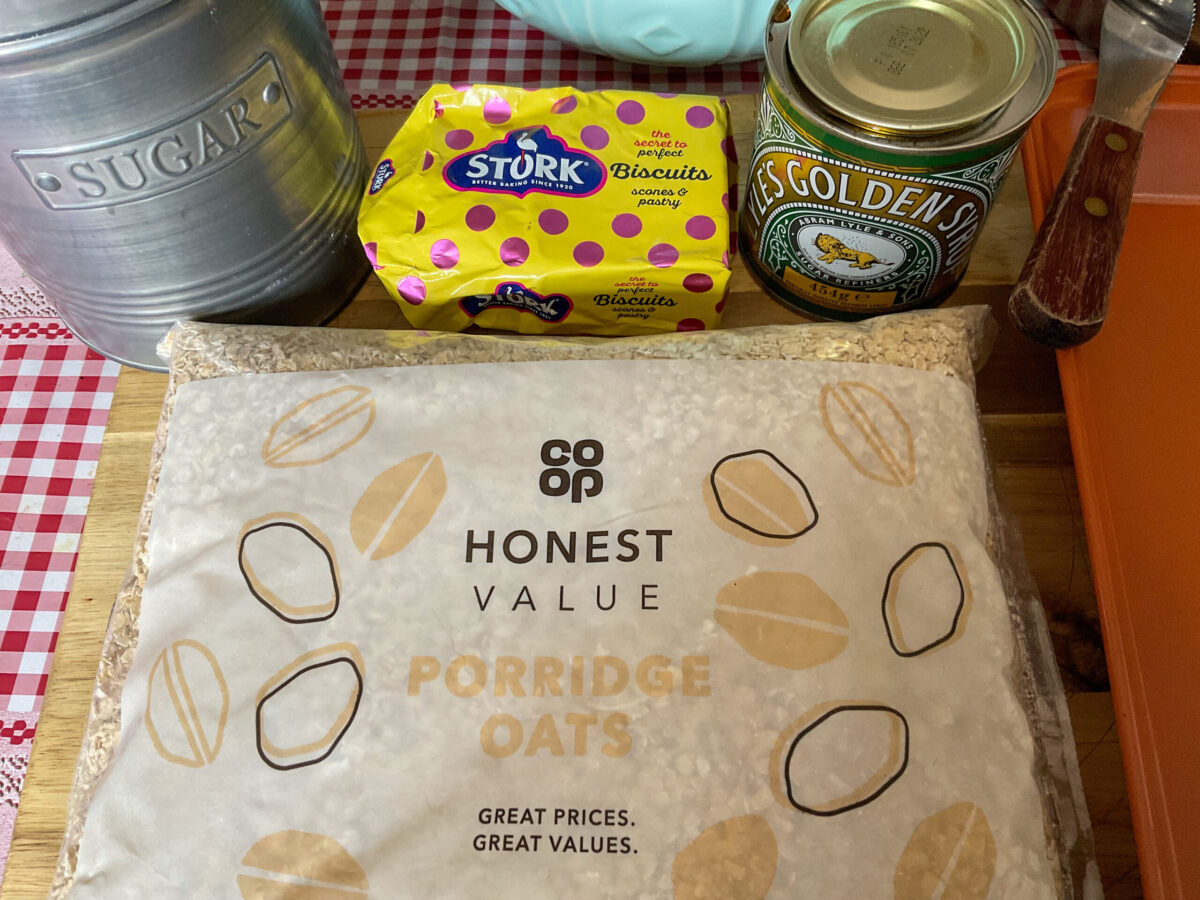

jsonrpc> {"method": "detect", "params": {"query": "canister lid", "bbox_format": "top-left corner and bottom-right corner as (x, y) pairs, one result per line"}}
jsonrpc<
(786, 0), (1038, 134)
(0, 0), (139, 43)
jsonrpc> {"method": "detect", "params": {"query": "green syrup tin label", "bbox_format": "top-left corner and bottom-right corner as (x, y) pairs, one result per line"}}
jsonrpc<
(740, 80), (1022, 319)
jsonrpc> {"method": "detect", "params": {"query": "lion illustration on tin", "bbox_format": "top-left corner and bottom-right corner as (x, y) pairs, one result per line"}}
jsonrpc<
(814, 233), (882, 270)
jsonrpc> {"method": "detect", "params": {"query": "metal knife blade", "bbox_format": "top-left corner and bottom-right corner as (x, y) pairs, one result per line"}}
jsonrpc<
(1095, 0), (1197, 129)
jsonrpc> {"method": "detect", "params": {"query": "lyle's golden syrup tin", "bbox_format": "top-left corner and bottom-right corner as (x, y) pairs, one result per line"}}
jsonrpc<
(741, 0), (1055, 320)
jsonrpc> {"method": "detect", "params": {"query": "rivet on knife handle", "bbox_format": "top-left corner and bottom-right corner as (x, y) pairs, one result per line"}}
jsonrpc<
(1009, 114), (1142, 348)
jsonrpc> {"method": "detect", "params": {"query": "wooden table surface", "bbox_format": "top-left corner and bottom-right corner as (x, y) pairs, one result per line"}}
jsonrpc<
(1, 99), (1142, 898)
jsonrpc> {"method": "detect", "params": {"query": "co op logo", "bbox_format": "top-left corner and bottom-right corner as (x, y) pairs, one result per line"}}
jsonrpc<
(539, 439), (603, 503)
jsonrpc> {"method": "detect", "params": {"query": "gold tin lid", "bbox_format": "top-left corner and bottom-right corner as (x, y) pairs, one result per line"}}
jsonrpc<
(786, 0), (1038, 134)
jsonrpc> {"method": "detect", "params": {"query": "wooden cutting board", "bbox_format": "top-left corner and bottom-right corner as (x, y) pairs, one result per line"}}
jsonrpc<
(0, 98), (1134, 899)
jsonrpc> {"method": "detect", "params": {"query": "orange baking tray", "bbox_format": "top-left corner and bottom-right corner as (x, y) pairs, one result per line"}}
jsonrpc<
(1022, 64), (1200, 900)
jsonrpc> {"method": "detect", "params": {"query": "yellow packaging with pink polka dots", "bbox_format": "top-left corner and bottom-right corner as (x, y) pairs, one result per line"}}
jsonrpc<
(358, 84), (734, 334)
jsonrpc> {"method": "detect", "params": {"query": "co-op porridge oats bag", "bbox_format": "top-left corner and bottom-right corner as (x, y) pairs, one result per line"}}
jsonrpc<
(358, 84), (735, 334)
(52, 310), (1100, 899)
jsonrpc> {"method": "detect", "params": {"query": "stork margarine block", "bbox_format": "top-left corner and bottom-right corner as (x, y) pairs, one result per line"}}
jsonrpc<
(358, 84), (735, 334)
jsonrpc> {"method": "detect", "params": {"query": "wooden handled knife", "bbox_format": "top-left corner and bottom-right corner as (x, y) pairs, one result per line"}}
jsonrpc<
(1009, 0), (1195, 348)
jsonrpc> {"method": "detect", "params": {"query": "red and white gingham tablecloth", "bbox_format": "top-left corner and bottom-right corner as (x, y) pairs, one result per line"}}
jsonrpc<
(0, 339), (119, 710)
(325, 0), (1093, 109)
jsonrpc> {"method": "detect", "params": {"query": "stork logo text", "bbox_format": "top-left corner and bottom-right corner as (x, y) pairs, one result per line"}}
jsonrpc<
(443, 127), (607, 198)
(460, 282), (573, 323)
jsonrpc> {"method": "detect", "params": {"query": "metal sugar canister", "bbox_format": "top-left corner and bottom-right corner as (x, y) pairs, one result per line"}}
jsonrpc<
(0, 0), (368, 370)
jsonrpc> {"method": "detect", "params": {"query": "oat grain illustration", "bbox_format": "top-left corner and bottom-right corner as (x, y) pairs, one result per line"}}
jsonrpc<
(883, 542), (972, 657)
(819, 382), (916, 487)
(238, 830), (369, 898)
(238, 513), (341, 623)
(255, 643), (365, 771)
(262, 385), (376, 468)
(351, 452), (446, 560)
(145, 639), (229, 768)
(672, 815), (778, 900)
(770, 701), (909, 816)
(894, 802), (996, 899)
(704, 449), (818, 543)
(716, 571), (849, 670)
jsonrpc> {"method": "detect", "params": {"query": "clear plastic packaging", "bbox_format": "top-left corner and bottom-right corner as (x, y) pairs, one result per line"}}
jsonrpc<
(52, 306), (1099, 898)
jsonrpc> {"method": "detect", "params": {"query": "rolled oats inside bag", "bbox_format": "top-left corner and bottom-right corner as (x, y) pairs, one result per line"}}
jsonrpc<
(53, 308), (1099, 899)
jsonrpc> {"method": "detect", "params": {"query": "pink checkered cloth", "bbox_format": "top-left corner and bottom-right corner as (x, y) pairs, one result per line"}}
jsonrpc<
(0, 313), (118, 869)
(0, 250), (118, 865)
(0, 323), (120, 713)
(0, 709), (36, 864)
